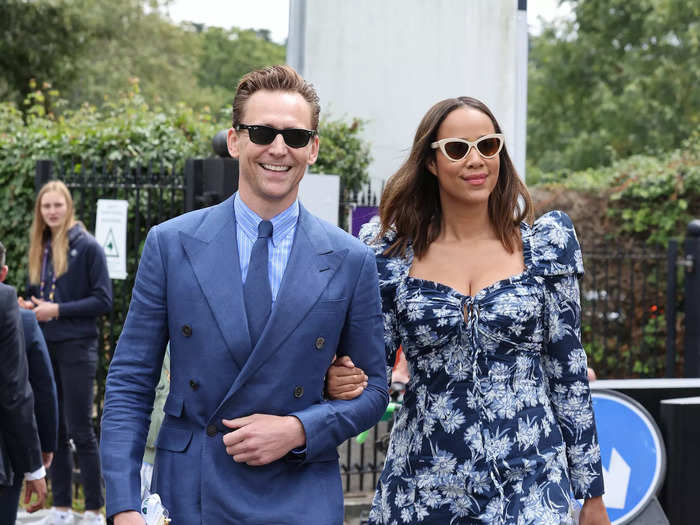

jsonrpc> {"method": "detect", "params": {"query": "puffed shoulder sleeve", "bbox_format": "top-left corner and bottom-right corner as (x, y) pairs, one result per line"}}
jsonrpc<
(529, 210), (584, 278)
(358, 221), (403, 382)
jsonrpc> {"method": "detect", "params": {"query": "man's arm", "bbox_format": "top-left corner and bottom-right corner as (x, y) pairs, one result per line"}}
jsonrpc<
(0, 285), (45, 511)
(0, 286), (43, 474)
(222, 247), (388, 464)
(294, 247), (388, 459)
(100, 228), (168, 519)
(22, 311), (59, 455)
(293, 247), (388, 460)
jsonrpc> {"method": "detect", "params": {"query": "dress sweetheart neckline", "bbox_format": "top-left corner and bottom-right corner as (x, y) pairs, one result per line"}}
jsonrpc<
(404, 222), (532, 301)
(405, 269), (530, 301)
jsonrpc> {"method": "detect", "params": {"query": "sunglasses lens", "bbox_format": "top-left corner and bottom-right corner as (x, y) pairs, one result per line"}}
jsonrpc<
(477, 137), (501, 157)
(248, 126), (276, 145)
(443, 141), (470, 160)
(282, 130), (311, 148)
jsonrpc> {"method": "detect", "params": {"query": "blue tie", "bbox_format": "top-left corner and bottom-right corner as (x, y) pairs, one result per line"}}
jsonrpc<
(244, 220), (273, 347)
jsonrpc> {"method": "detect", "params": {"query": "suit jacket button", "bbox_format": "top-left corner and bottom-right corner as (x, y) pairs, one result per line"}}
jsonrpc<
(182, 324), (192, 337)
(206, 424), (217, 437)
(293, 386), (304, 398)
(315, 337), (325, 350)
(189, 379), (199, 391)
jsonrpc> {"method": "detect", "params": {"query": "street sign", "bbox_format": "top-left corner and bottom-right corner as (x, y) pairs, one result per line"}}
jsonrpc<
(591, 390), (666, 524)
(95, 199), (128, 279)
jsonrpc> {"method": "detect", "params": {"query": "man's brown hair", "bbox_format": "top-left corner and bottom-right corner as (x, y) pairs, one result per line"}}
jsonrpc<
(232, 65), (321, 130)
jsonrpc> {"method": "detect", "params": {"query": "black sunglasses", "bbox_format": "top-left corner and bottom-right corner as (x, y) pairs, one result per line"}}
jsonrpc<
(235, 124), (316, 148)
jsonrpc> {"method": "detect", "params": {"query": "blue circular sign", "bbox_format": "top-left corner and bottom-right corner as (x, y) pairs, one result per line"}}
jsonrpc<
(591, 390), (666, 524)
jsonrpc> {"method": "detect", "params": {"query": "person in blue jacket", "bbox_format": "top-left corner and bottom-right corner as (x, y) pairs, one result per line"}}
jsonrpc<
(100, 65), (387, 525)
(19, 180), (112, 525)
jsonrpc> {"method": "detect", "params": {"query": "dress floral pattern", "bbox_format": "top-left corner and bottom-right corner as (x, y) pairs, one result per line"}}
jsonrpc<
(360, 211), (604, 525)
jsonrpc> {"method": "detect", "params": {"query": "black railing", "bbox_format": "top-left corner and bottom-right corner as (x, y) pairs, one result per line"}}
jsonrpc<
(36, 159), (186, 420)
(579, 244), (682, 379)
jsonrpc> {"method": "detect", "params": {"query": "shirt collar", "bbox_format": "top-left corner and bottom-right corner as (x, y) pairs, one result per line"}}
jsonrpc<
(234, 193), (299, 246)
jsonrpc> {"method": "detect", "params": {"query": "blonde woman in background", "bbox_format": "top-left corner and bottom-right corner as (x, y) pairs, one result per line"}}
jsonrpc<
(19, 180), (112, 524)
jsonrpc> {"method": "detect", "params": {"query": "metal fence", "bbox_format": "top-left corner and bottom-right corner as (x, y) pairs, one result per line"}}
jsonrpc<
(36, 159), (186, 419)
(579, 243), (684, 379)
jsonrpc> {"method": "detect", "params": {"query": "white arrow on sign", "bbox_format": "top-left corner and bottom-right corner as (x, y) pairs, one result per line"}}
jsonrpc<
(602, 448), (631, 509)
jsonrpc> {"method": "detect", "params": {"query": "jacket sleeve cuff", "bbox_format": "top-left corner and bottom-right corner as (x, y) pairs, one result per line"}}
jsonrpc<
(25, 465), (46, 480)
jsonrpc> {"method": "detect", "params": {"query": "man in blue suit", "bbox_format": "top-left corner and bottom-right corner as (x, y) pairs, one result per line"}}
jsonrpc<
(101, 65), (388, 524)
(0, 243), (58, 522)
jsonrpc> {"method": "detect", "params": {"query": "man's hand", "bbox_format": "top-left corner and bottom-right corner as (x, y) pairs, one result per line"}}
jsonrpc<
(23, 477), (47, 512)
(31, 296), (59, 322)
(579, 496), (610, 525)
(42, 451), (54, 469)
(325, 355), (367, 400)
(17, 296), (35, 310)
(113, 511), (146, 524)
(222, 414), (306, 466)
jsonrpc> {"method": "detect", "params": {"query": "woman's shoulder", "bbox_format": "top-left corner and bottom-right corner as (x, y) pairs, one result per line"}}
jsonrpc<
(358, 220), (409, 285)
(69, 224), (103, 254)
(528, 210), (584, 277)
(358, 220), (395, 255)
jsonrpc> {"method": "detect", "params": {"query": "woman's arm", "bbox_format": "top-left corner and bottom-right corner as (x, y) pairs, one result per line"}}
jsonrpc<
(543, 273), (607, 517)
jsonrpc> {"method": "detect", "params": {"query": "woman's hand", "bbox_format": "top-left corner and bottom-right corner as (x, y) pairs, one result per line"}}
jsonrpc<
(325, 356), (367, 400)
(579, 496), (610, 525)
(31, 296), (59, 322)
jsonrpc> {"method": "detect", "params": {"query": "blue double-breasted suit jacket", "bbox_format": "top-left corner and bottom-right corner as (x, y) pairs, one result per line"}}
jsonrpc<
(100, 196), (388, 524)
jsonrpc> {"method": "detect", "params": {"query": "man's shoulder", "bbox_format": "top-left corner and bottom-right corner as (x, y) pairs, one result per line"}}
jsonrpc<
(153, 197), (233, 238)
(0, 282), (17, 304)
(302, 209), (367, 255)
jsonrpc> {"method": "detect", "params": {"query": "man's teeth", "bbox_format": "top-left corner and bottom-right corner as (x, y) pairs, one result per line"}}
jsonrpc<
(261, 164), (290, 172)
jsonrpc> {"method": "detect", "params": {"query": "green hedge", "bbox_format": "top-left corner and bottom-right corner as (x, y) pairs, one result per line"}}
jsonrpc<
(531, 131), (700, 247)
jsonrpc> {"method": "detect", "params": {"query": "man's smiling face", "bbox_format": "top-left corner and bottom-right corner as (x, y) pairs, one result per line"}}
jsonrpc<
(228, 89), (319, 217)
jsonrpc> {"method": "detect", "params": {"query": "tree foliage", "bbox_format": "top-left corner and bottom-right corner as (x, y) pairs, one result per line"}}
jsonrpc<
(0, 0), (87, 107)
(311, 118), (372, 193)
(0, 0), (287, 113)
(528, 0), (700, 174)
(195, 26), (286, 99)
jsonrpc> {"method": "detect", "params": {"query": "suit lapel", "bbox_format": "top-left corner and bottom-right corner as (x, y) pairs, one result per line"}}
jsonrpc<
(218, 205), (347, 404)
(180, 197), (251, 370)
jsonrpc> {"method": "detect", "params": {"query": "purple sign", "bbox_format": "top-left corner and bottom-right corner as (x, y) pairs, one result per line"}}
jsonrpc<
(352, 206), (379, 237)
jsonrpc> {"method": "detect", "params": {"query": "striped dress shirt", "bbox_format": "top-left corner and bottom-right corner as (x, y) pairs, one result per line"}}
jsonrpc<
(234, 193), (299, 302)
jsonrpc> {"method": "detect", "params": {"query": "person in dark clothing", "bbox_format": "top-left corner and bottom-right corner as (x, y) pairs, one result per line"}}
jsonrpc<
(19, 180), (112, 524)
(0, 240), (58, 521)
(0, 280), (47, 521)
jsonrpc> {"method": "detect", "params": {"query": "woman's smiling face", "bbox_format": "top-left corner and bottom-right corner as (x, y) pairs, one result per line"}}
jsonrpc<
(428, 106), (501, 209)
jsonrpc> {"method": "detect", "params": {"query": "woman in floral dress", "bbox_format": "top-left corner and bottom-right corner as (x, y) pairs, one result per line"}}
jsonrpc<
(327, 97), (608, 524)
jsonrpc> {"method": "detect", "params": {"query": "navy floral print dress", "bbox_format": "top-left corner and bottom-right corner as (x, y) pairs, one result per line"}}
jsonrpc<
(360, 211), (604, 525)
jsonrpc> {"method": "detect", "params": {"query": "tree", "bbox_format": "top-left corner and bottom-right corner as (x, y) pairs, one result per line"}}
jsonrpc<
(194, 26), (286, 97)
(62, 0), (205, 110)
(528, 0), (700, 175)
(312, 117), (372, 193)
(0, 0), (87, 107)
(1, 0), (286, 115)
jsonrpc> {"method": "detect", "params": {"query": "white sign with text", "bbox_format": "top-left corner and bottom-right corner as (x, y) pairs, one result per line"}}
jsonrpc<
(95, 199), (128, 280)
